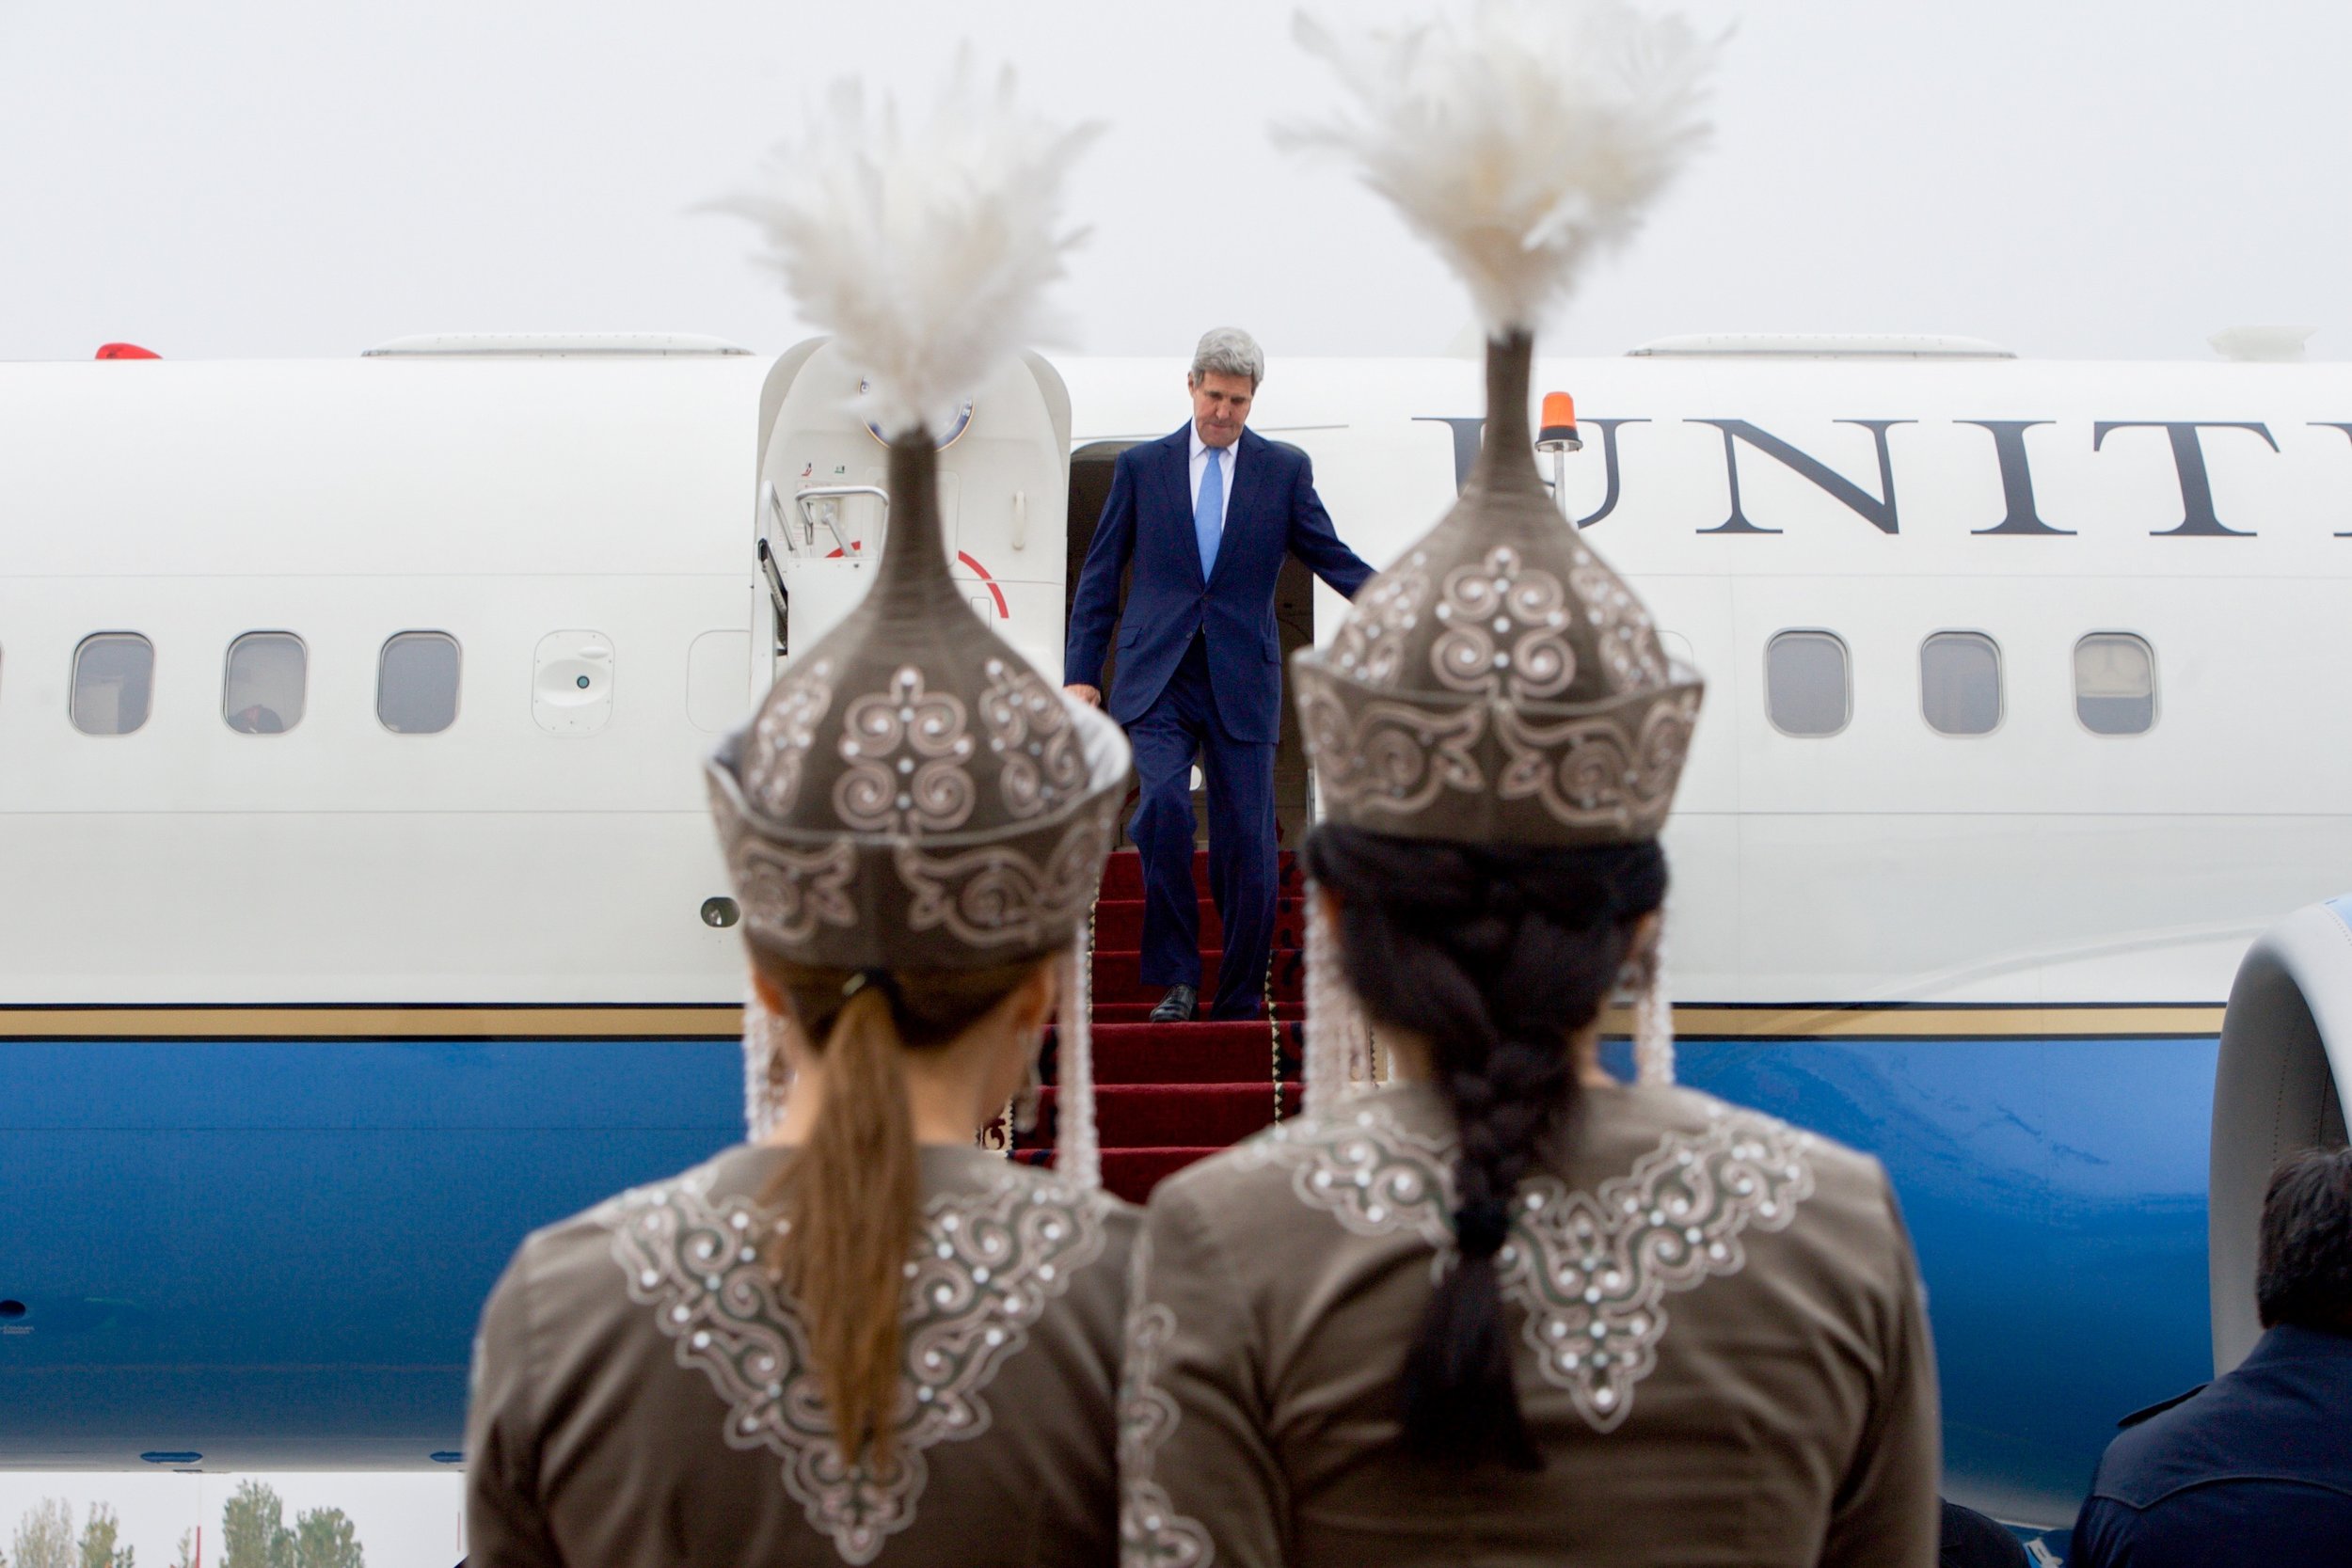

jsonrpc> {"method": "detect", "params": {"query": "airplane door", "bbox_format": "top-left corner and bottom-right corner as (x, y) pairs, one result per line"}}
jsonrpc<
(754, 338), (1073, 679)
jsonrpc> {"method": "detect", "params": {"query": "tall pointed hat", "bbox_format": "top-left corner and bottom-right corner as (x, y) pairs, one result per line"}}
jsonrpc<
(707, 63), (1127, 1184)
(1283, 0), (1717, 1101)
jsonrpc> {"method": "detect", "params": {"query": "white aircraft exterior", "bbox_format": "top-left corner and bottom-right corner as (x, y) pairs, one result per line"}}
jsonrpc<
(4, 332), (2346, 1526)
(3, 335), (2340, 1011)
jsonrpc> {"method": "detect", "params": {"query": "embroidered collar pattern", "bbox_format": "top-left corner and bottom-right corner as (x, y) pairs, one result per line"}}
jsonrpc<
(1116, 1231), (1214, 1568)
(599, 1162), (1112, 1564)
(1236, 1095), (1818, 1433)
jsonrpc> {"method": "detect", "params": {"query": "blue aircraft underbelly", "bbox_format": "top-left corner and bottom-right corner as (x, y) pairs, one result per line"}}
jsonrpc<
(1669, 1035), (2216, 1528)
(0, 1033), (2214, 1528)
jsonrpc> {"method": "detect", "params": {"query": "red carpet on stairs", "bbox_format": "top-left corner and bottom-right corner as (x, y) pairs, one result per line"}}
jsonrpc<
(1015, 849), (1307, 1204)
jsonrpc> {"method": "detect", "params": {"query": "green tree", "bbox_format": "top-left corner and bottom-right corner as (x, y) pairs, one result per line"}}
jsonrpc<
(218, 1482), (291, 1568)
(77, 1504), (133, 1568)
(10, 1498), (74, 1568)
(288, 1511), (359, 1568)
(170, 1532), (197, 1568)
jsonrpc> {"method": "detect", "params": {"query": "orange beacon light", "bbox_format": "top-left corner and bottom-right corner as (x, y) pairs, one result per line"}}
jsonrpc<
(1536, 391), (1581, 451)
(1537, 391), (1581, 521)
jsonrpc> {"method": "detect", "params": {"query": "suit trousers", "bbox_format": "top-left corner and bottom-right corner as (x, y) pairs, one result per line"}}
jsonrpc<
(1125, 635), (1277, 1019)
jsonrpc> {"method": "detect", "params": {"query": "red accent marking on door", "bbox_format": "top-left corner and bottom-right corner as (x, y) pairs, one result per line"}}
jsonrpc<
(958, 551), (1010, 618)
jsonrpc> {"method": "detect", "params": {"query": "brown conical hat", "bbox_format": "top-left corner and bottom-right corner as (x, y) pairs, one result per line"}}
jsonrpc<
(707, 435), (1130, 973)
(1291, 332), (1701, 848)
(707, 59), (1118, 1177)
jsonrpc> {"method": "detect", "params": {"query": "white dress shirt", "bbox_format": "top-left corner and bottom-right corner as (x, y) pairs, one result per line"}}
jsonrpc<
(1188, 424), (1239, 538)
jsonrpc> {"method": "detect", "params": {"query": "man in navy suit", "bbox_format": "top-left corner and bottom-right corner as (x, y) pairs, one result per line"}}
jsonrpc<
(2071, 1146), (2352, 1564)
(1064, 328), (1375, 1022)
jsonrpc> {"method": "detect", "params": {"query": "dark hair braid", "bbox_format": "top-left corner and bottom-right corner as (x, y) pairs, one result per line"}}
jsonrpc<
(1303, 823), (1668, 1469)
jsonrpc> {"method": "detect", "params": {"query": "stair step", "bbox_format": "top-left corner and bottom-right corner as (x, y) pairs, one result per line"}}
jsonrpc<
(1090, 895), (1305, 950)
(1050, 850), (1320, 1203)
(1092, 948), (1305, 1006)
(1045, 1020), (1299, 1085)
(1099, 849), (1303, 902)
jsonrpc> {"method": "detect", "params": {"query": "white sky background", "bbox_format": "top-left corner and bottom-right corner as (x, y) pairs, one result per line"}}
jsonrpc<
(2, 0), (2348, 366)
(0, 0), (2344, 1561)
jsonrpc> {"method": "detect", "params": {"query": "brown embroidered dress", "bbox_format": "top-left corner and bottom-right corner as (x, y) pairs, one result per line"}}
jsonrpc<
(469, 1143), (1136, 1567)
(1120, 1082), (1938, 1567)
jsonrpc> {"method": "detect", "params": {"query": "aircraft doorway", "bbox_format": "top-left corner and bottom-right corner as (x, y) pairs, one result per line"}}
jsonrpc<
(1065, 441), (1314, 851)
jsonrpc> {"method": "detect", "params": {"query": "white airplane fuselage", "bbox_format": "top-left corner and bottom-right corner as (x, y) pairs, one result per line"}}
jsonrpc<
(4, 338), (2344, 1526)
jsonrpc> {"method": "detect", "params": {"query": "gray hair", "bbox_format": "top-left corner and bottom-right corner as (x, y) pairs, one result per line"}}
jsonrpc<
(1190, 326), (1265, 388)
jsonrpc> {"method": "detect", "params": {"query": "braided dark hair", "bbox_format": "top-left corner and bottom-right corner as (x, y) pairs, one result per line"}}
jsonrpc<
(1302, 823), (1668, 1469)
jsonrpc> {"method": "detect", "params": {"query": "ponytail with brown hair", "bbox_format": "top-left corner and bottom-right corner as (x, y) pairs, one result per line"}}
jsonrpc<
(776, 980), (918, 1467)
(1303, 824), (1666, 1471)
(751, 955), (1047, 1471)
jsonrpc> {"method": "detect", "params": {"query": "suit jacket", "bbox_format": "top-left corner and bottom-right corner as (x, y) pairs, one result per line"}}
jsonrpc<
(467, 1144), (1136, 1567)
(2070, 1323), (2352, 1566)
(1120, 1082), (1941, 1567)
(1063, 424), (1374, 744)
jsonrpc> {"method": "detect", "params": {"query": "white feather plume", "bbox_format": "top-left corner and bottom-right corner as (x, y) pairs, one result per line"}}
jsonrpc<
(717, 55), (1096, 437)
(1281, 0), (1718, 336)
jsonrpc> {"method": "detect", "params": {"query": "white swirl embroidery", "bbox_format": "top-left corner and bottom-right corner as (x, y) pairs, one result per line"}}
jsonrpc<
(1430, 546), (1577, 702)
(1242, 1098), (1817, 1433)
(1328, 550), (1433, 689)
(1567, 547), (1669, 692)
(894, 795), (1116, 951)
(1500, 1111), (1816, 1432)
(1295, 687), (1486, 820)
(1492, 689), (1697, 838)
(834, 666), (977, 833)
(742, 655), (838, 817)
(731, 839), (860, 947)
(600, 1165), (1112, 1564)
(1118, 1233), (1214, 1568)
(977, 657), (1089, 820)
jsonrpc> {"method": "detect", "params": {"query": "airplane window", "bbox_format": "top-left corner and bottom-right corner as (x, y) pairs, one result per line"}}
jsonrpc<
(2075, 633), (2156, 736)
(71, 633), (154, 736)
(1765, 630), (1849, 736)
(1920, 631), (2002, 736)
(223, 632), (307, 735)
(378, 631), (461, 735)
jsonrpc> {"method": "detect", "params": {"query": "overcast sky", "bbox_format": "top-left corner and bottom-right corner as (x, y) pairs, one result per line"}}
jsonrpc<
(4, 0), (2348, 367)
(2, 2), (2346, 1562)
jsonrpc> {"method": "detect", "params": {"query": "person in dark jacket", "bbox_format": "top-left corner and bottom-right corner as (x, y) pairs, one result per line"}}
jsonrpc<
(1938, 1499), (2026, 1567)
(2070, 1145), (2352, 1565)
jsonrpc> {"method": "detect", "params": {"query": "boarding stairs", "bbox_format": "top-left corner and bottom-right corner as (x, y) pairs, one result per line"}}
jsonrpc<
(1014, 849), (1306, 1202)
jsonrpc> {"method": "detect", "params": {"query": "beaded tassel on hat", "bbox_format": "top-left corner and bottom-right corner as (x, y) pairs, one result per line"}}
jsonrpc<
(1055, 919), (1101, 1189)
(1624, 930), (1676, 1085)
(742, 981), (793, 1141)
(1301, 885), (1375, 1114)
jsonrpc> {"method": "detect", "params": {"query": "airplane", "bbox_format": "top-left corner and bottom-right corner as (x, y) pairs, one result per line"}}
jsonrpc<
(4, 327), (2348, 1540)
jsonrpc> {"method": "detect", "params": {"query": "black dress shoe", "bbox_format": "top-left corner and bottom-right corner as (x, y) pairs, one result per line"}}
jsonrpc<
(1149, 984), (1199, 1023)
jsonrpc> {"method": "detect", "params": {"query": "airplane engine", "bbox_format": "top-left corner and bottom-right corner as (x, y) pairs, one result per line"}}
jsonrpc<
(2209, 898), (2352, 1371)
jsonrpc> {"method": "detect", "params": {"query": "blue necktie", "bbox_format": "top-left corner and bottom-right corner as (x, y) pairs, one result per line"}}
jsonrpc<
(1196, 446), (1225, 580)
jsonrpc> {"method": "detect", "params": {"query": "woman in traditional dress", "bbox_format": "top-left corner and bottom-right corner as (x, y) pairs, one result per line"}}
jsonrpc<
(465, 66), (1136, 1568)
(1117, 6), (1939, 1563)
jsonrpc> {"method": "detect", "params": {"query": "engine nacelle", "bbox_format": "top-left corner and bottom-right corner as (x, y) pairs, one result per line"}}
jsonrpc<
(2210, 898), (2352, 1371)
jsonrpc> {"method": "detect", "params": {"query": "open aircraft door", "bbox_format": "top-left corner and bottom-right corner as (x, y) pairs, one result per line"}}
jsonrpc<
(2210, 897), (2352, 1371)
(753, 336), (1073, 682)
